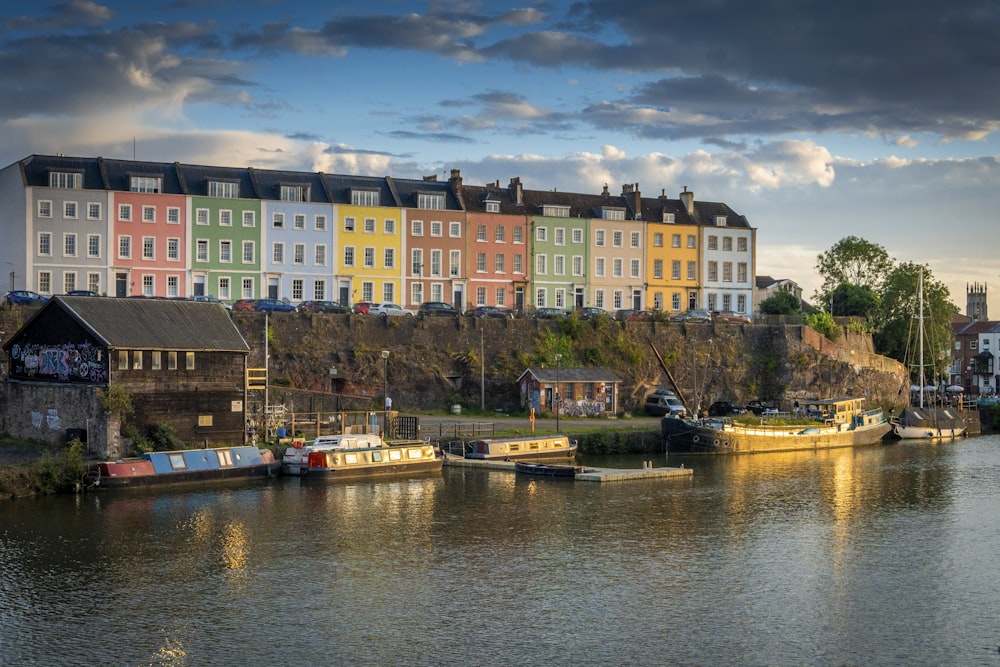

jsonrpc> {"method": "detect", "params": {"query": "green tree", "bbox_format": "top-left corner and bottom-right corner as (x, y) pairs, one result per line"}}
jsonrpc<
(804, 311), (839, 340)
(873, 262), (956, 378)
(830, 283), (879, 319)
(814, 236), (895, 308)
(759, 290), (801, 315)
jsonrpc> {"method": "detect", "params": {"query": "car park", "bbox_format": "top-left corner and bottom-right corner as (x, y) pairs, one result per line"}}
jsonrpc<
(712, 309), (751, 324)
(670, 309), (712, 323)
(369, 302), (414, 317)
(297, 300), (346, 314)
(351, 301), (374, 315)
(418, 301), (460, 317)
(533, 307), (567, 319)
(4, 290), (48, 306)
(469, 305), (514, 319)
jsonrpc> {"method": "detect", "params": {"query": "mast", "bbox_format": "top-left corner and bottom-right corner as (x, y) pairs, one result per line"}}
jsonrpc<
(918, 268), (925, 409)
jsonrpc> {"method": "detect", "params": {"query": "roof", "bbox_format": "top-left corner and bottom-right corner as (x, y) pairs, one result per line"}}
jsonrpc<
(6, 297), (250, 352)
(518, 366), (622, 383)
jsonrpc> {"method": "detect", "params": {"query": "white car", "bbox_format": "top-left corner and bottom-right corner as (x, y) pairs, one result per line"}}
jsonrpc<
(369, 302), (415, 317)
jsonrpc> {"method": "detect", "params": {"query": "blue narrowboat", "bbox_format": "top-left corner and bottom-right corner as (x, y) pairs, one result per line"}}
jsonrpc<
(88, 446), (280, 489)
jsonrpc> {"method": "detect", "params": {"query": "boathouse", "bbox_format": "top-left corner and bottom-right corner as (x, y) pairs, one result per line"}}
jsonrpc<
(1, 296), (250, 458)
(517, 366), (621, 416)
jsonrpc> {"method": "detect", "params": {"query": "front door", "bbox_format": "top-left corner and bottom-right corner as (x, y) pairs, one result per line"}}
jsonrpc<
(115, 272), (128, 297)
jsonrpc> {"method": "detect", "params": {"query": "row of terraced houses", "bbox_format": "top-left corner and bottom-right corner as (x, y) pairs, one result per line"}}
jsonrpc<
(0, 155), (757, 315)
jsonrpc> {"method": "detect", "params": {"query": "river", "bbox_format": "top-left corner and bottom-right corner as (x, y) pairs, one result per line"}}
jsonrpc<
(2, 435), (999, 666)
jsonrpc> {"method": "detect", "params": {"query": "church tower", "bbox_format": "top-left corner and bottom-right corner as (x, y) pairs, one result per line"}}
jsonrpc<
(967, 282), (988, 320)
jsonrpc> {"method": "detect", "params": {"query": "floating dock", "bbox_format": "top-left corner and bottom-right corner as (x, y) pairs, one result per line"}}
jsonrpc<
(441, 454), (692, 483)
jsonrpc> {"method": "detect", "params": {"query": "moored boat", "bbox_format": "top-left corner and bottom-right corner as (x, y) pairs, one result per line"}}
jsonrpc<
(461, 435), (577, 462)
(87, 446), (280, 489)
(301, 438), (442, 480)
(891, 407), (967, 440)
(662, 396), (891, 454)
(281, 434), (385, 476)
(513, 461), (581, 477)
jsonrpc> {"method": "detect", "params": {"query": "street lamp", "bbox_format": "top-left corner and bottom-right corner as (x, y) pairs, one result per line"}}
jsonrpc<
(381, 350), (390, 437)
(554, 353), (562, 432)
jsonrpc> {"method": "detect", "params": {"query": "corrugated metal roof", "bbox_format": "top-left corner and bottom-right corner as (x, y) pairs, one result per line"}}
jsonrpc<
(51, 297), (250, 351)
(519, 367), (622, 383)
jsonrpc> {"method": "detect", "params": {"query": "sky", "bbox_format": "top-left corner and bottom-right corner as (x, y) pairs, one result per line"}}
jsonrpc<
(2, 0), (999, 314)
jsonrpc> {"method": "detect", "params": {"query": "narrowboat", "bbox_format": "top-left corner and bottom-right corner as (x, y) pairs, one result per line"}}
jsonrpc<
(462, 435), (578, 462)
(87, 446), (280, 489)
(301, 439), (442, 480)
(662, 396), (891, 454)
(281, 434), (385, 476)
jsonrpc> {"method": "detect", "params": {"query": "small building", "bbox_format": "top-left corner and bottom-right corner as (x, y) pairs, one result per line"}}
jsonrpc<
(517, 366), (621, 416)
(1, 296), (250, 458)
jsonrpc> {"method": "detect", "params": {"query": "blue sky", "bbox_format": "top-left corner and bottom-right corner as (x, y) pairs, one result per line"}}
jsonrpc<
(3, 0), (999, 313)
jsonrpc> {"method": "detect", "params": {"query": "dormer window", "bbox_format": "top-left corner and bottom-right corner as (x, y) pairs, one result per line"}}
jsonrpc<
(715, 215), (727, 226)
(351, 189), (379, 207)
(486, 201), (499, 213)
(662, 212), (675, 224)
(130, 175), (162, 193)
(280, 184), (309, 202)
(540, 204), (570, 218)
(208, 180), (240, 199)
(417, 192), (445, 210)
(598, 207), (625, 221)
(49, 171), (82, 189)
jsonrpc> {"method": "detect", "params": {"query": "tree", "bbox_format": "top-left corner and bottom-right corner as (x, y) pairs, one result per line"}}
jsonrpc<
(830, 283), (879, 319)
(873, 262), (956, 378)
(814, 236), (895, 307)
(759, 290), (801, 315)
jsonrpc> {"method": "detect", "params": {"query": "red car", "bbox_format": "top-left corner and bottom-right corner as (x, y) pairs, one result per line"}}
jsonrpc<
(351, 301), (374, 314)
(231, 299), (256, 312)
(626, 310), (654, 321)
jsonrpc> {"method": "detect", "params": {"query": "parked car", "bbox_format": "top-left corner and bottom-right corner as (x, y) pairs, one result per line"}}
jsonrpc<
(297, 300), (346, 314)
(746, 400), (778, 416)
(369, 302), (414, 317)
(4, 290), (48, 306)
(231, 299), (257, 312)
(712, 309), (751, 324)
(626, 310), (654, 322)
(533, 307), (567, 319)
(644, 391), (687, 417)
(469, 305), (514, 319)
(670, 309), (712, 323)
(65, 290), (100, 297)
(708, 401), (747, 416)
(255, 298), (296, 313)
(614, 309), (637, 321)
(576, 306), (609, 320)
(418, 301), (459, 317)
(351, 301), (374, 315)
(191, 295), (231, 311)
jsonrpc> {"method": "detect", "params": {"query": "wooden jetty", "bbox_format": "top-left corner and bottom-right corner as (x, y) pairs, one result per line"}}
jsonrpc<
(441, 453), (692, 483)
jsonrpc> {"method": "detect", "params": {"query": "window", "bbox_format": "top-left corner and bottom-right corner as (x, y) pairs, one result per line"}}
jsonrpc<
(536, 227), (548, 242)
(142, 275), (154, 297)
(293, 243), (305, 265)
(737, 294), (747, 313)
(166, 276), (179, 298)
(38, 232), (52, 256)
(555, 228), (565, 246)
(208, 181), (239, 198)
(241, 278), (254, 298)
(513, 227), (523, 244)
(554, 255), (565, 275)
(294, 214), (305, 230)
(142, 206), (155, 223)
(411, 249), (423, 275)
(477, 252), (487, 273)
(738, 237), (748, 252)
(167, 238), (179, 261)
(687, 235), (696, 249)
(430, 221), (442, 237)
(219, 210), (232, 226)
(50, 172), (82, 189)
(243, 211), (255, 227)
(167, 351), (177, 370)
(167, 207), (180, 224)
(449, 250), (460, 276)
(572, 255), (582, 276)
(601, 208), (625, 221)
(343, 246), (355, 267)
(384, 218), (396, 234)
(315, 245), (327, 266)
(708, 235), (718, 250)
(314, 280), (325, 300)
(118, 204), (132, 221)
(218, 277), (231, 301)
(292, 279), (304, 300)
(272, 243), (284, 264)
(672, 260), (681, 280)
(715, 215), (727, 226)
(63, 273), (76, 293)
(242, 241), (255, 263)
(723, 237), (733, 251)
(385, 248), (395, 269)
(496, 288), (506, 307)
(541, 204), (570, 217)
(118, 236), (131, 259)
(196, 208), (209, 225)
(671, 292), (681, 311)
(612, 258), (623, 278)
(449, 222), (461, 238)
(513, 254), (523, 274)
(612, 231), (623, 248)
(653, 233), (663, 247)
(411, 220), (423, 236)
(536, 254), (547, 275)
(613, 290), (623, 309)
(594, 290), (605, 309)
(87, 273), (100, 293)
(687, 261), (696, 281)
(142, 236), (155, 260)
(351, 190), (379, 206)
(671, 234), (681, 248)
(723, 262), (733, 282)
(88, 202), (102, 220)
(738, 262), (748, 283)
(64, 201), (77, 219)
(630, 258), (641, 278)
(486, 201), (499, 213)
(495, 225), (506, 242)
(186, 352), (195, 370)
(361, 281), (374, 302)
(535, 288), (547, 308)
(418, 193), (445, 210)
(663, 213), (676, 224)
(364, 247), (375, 268)
(88, 234), (101, 258)
(364, 218), (375, 233)
(631, 232), (641, 249)
(130, 176), (161, 193)
(38, 272), (51, 293)
(594, 229), (604, 246)
(476, 286), (487, 305)
(654, 259), (663, 279)
(708, 261), (718, 281)
(494, 254), (505, 273)
(382, 283), (394, 302)
(219, 240), (232, 263)
(196, 239), (209, 262)
(430, 250), (442, 276)
(281, 185), (307, 202)
(38, 200), (52, 218)
(344, 216), (355, 232)
(151, 351), (162, 370)
(595, 257), (605, 277)
(477, 224), (487, 242)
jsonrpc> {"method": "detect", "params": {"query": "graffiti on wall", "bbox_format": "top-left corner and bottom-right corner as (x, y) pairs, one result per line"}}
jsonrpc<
(9, 342), (108, 383)
(31, 409), (61, 431)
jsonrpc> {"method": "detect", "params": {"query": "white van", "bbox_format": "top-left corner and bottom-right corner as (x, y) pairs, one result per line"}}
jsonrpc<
(644, 393), (687, 417)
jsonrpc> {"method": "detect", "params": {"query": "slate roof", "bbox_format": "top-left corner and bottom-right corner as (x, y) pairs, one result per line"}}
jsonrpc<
(249, 167), (332, 203)
(518, 367), (622, 383)
(390, 175), (464, 211)
(9, 297), (250, 352)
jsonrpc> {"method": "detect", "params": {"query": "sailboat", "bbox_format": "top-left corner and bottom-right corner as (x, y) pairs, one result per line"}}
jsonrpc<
(892, 268), (967, 440)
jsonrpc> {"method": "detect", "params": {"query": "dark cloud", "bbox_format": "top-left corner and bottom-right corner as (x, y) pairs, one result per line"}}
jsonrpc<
(385, 130), (476, 144)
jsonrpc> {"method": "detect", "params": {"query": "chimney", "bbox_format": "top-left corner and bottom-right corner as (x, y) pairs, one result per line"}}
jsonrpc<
(631, 182), (641, 218)
(448, 169), (462, 196)
(423, 174), (437, 181)
(680, 186), (694, 213)
(509, 177), (523, 206)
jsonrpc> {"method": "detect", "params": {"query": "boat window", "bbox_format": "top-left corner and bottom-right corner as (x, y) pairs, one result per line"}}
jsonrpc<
(345, 453), (359, 465)
(509, 444), (520, 452)
(216, 450), (234, 467)
(371, 451), (383, 462)
(529, 442), (539, 449)
(168, 454), (187, 470)
(407, 448), (423, 459)
(389, 449), (402, 461)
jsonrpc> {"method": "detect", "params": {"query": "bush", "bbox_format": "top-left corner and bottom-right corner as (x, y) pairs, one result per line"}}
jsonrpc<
(31, 439), (86, 494)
